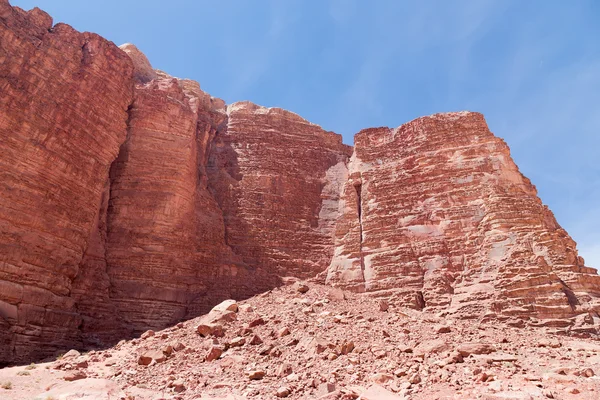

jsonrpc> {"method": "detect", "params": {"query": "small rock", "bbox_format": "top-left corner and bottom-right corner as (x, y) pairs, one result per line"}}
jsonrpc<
(339, 341), (355, 355)
(276, 386), (291, 397)
(371, 372), (394, 384)
(230, 337), (246, 347)
(162, 345), (173, 356)
(408, 373), (421, 384)
(379, 300), (389, 312)
(295, 283), (309, 293)
(278, 327), (291, 337)
(457, 342), (495, 357)
(248, 370), (266, 380)
(196, 324), (214, 337)
(277, 363), (293, 377)
(138, 350), (166, 365)
(173, 379), (186, 393)
(173, 342), (186, 351)
(249, 334), (263, 345)
(205, 346), (223, 362)
(248, 317), (266, 327)
(239, 304), (254, 312)
(64, 370), (87, 381)
(542, 389), (555, 399)
(140, 330), (155, 340)
(436, 325), (451, 334)
(567, 386), (580, 394)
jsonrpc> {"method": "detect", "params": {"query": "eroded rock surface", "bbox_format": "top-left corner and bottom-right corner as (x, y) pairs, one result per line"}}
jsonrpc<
(208, 101), (352, 279)
(327, 112), (600, 327)
(1, 0), (600, 368)
(0, 1), (134, 363)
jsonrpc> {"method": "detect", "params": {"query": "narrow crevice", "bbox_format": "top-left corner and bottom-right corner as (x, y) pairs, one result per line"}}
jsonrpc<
(417, 291), (426, 310)
(558, 279), (580, 311)
(354, 181), (365, 278)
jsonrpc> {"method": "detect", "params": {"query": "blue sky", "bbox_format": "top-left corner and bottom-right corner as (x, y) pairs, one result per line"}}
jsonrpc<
(13, 0), (600, 268)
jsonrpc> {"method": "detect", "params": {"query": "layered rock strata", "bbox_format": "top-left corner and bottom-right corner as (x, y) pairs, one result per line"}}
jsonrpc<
(0, 1), (134, 362)
(0, 1), (351, 363)
(208, 102), (352, 279)
(327, 112), (600, 326)
(1, 0), (599, 365)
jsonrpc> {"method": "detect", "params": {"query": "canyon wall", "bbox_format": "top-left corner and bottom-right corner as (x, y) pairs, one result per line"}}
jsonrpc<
(326, 112), (600, 328)
(208, 102), (351, 280)
(0, 2), (134, 363)
(0, 1), (351, 363)
(1, 0), (599, 365)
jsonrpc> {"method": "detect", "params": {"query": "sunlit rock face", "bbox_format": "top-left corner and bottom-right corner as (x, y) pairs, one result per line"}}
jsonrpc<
(207, 101), (352, 281)
(2, 0), (600, 366)
(327, 111), (600, 325)
(0, 1), (133, 363)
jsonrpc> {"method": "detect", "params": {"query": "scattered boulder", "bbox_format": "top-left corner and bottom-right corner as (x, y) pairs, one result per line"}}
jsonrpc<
(205, 346), (224, 362)
(64, 370), (87, 381)
(248, 370), (266, 380)
(371, 372), (394, 384)
(140, 330), (155, 339)
(137, 350), (166, 365)
(211, 299), (239, 313)
(457, 342), (496, 357)
(230, 337), (246, 347)
(276, 386), (291, 397)
(62, 349), (81, 359)
(295, 283), (310, 293)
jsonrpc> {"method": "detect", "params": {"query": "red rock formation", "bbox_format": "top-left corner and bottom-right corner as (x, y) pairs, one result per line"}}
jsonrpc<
(2, 0), (600, 367)
(327, 112), (600, 327)
(104, 67), (258, 333)
(208, 102), (352, 279)
(0, 1), (133, 363)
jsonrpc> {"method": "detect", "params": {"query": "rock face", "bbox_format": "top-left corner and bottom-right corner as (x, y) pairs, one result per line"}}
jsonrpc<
(0, 1), (134, 363)
(1, 0), (600, 366)
(327, 112), (600, 324)
(0, 0), (351, 364)
(208, 102), (352, 280)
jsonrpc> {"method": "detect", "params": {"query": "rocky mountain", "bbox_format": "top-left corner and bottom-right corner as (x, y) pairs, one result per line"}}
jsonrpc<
(1, 0), (599, 369)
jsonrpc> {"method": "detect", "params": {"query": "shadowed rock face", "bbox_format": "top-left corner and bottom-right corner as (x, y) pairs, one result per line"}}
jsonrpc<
(327, 112), (600, 324)
(1, 0), (599, 365)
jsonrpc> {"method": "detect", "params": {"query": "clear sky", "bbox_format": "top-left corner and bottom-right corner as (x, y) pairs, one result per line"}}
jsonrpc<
(12, 0), (600, 268)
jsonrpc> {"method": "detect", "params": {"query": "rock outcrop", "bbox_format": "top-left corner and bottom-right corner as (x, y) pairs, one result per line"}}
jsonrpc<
(208, 102), (352, 280)
(0, 0), (351, 363)
(327, 112), (600, 326)
(1, 0), (599, 366)
(0, 1), (134, 363)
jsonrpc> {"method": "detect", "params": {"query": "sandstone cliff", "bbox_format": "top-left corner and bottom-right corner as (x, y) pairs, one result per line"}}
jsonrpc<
(1, 0), (599, 366)
(0, 1), (134, 363)
(326, 112), (600, 328)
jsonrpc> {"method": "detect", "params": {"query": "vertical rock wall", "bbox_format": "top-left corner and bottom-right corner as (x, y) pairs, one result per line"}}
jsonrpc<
(207, 102), (352, 280)
(0, 1), (134, 362)
(327, 112), (600, 326)
(2, 0), (600, 365)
